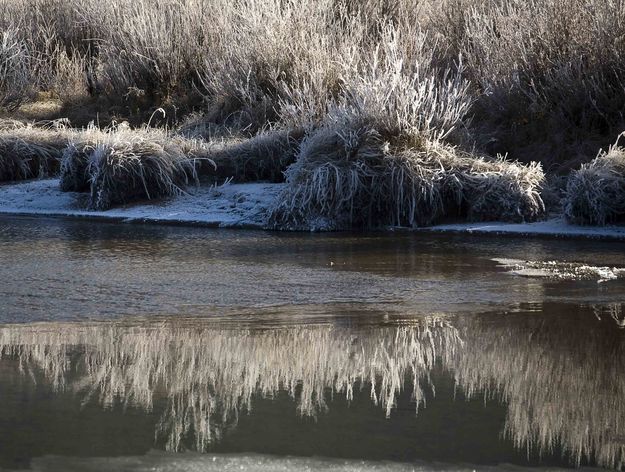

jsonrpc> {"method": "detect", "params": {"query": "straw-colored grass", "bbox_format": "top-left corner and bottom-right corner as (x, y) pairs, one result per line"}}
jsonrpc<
(59, 141), (92, 192)
(1, 0), (623, 169)
(58, 123), (301, 208)
(59, 125), (208, 210)
(269, 125), (545, 230)
(2, 0), (625, 223)
(0, 28), (33, 109)
(0, 124), (70, 182)
(564, 142), (625, 225)
(206, 128), (304, 183)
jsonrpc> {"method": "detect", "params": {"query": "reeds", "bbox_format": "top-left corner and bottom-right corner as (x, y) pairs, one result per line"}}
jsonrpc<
(564, 141), (625, 225)
(0, 0), (623, 165)
(0, 28), (33, 109)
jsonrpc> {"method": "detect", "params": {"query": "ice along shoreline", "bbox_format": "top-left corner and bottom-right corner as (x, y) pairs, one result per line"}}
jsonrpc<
(1, 178), (625, 240)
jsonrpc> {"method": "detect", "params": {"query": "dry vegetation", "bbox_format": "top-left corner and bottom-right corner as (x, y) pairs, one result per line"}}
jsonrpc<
(0, 119), (70, 181)
(269, 125), (544, 229)
(59, 123), (211, 210)
(0, 0), (624, 226)
(564, 140), (625, 225)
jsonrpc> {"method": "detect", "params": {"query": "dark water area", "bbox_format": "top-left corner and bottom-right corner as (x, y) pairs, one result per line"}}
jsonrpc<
(0, 216), (624, 471)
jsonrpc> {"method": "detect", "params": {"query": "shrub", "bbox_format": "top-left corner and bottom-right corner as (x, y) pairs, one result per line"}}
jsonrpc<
(61, 126), (207, 210)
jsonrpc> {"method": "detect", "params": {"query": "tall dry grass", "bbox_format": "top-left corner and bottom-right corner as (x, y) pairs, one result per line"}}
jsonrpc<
(0, 28), (34, 109)
(0, 121), (70, 182)
(1, 0), (623, 154)
(3, 0), (625, 224)
(269, 125), (544, 230)
(60, 123), (212, 210)
(420, 0), (625, 167)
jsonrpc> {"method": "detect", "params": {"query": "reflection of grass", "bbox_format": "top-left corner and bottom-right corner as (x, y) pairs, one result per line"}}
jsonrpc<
(0, 317), (457, 452)
(593, 303), (625, 328)
(453, 311), (625, 469)
(2, 312), (625, 469)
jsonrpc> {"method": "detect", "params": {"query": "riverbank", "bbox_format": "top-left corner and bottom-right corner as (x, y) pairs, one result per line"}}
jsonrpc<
(0, 179), (282, 229)
(2, 178), (625, 240)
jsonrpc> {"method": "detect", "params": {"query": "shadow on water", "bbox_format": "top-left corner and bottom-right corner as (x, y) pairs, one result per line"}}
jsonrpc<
(0, 304), (624, 470)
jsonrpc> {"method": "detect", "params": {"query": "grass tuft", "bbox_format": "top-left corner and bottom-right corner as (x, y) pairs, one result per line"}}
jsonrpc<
(564, 140), (625, 225)
(207, 128), (305, 183)
(0, 125), (69, 182)
(60, 125), (208, 210)
(269, 124), (545, 230)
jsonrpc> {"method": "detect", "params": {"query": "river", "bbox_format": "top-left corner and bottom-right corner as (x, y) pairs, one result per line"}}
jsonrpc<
(0, 216), (624, 471)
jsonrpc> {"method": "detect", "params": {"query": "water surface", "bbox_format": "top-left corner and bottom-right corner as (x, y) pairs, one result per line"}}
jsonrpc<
(1, 216), (624, 471)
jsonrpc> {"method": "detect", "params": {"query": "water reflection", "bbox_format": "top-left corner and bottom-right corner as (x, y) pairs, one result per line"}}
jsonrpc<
(455, 305), (625, 469)
(1, 316), (457, 453)
(593, 303), (625, 328)
(1, 307), (624, 469)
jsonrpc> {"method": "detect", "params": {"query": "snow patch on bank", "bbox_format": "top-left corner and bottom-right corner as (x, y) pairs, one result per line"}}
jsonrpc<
(1, 179), (625, 240)
(423, 218), (625, 240)
(0, 179), (283, 228)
